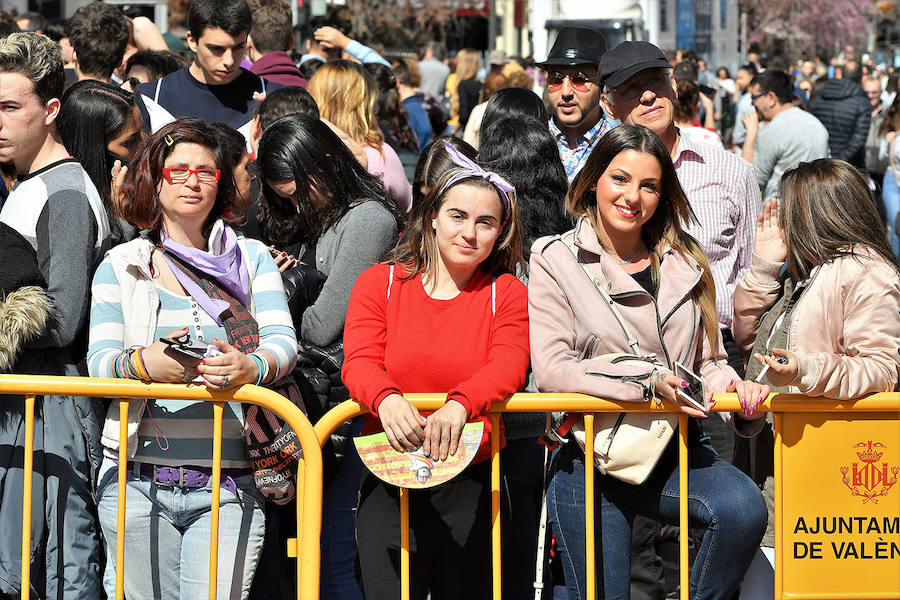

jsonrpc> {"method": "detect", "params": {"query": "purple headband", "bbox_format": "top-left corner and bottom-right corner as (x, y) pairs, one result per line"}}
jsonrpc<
(437, 142), (515, 224)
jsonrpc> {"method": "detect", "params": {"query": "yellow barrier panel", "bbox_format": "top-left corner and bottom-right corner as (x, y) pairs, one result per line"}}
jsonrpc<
(315, 392), (900, 600)
(0, 374), (323, 600)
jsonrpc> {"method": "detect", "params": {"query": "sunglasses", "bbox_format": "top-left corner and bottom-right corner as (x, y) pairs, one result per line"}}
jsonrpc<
(546, 71), (594, 92)
(609, 73), (672, 101)
(162, 167), (221, 184)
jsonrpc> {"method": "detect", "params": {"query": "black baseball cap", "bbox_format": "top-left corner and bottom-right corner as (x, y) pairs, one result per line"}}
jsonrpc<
(599, 41), (672, 88)
(538, 27), (608, 68)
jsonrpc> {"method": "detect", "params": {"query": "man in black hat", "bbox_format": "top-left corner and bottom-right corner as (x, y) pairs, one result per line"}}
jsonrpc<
(539, 26), (609, 182)
(599, 40), (762, 380)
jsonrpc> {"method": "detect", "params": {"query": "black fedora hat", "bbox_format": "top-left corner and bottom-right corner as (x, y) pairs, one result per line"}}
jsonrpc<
(538, 27), (608, 67)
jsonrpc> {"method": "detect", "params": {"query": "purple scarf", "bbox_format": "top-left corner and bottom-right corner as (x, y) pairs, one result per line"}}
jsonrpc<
(160, 222), (250, 324)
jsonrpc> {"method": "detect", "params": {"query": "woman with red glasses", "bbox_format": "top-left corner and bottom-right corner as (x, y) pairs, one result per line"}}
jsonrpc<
(87, 118), (298, 599)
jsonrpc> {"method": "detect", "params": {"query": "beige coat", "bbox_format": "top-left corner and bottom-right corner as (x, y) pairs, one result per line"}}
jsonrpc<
(733, 250), (900, 397)
(528, 217), (737, 402)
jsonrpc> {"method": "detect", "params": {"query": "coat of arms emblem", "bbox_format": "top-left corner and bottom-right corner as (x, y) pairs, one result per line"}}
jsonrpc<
(840, 441), (899, 504)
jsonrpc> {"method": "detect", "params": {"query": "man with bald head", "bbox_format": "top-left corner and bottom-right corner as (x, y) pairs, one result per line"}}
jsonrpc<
(809, 59), (871, 171)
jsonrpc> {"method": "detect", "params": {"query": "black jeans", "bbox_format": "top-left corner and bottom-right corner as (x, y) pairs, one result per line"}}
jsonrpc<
(356, 461), (508, 600)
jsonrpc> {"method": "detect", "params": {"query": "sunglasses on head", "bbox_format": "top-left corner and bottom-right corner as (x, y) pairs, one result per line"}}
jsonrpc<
(546, 71), (594, 92)
(162, 167), (221, 184)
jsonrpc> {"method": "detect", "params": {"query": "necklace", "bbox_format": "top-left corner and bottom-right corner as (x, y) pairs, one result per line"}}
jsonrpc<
(609, 249), (642, 265)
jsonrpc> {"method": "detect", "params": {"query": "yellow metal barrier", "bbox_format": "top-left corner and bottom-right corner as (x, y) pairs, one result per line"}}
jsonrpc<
(314, 392), (900, 600)
(0, 374), (323, 600)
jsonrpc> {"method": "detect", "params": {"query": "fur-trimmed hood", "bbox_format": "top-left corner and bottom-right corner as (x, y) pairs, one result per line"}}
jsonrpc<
(0, 286), (55, 372)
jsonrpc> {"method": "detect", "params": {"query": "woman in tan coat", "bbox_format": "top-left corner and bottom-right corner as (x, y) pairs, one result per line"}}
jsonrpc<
(733, 158), (900, 402)
(529, 124), (769, 600)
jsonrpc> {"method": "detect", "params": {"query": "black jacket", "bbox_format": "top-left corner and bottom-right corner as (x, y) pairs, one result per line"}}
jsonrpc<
(809, 79), (871, 170)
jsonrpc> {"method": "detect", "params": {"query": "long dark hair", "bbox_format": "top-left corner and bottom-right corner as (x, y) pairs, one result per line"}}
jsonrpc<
(365, 62), (418, 154)
(481, 87), (548, 132)
(778, 158), (900, 280)
(255, 113), (405, 248)
(57, 79), (140, 241)
(569, 124), (718, 354)
(478, 116), (569, 262)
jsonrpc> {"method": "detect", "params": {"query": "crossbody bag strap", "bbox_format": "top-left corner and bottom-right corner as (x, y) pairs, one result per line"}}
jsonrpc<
(563, 237), (642, 356)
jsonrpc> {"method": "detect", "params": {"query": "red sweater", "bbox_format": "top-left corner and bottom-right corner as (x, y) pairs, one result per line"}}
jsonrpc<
(342, 263), (530, 462)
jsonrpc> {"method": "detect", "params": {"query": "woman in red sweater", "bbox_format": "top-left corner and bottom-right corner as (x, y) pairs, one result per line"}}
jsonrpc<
(342, 141), (529, 600)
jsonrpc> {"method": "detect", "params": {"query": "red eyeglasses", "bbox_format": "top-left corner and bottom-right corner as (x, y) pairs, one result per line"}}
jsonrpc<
(162, 167), (221, 184)
(546, 71), (594, 92)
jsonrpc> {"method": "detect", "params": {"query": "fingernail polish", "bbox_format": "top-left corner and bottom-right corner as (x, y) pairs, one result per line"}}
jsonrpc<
(749, 407), (755, 416)
(201, 359), (206, 364)
(729, 379), (735, 386)
(196, 366), (201, 373)
(758, 395), (764, 403)
(280, 252), (286, 257)
(681, 381), (690, 388)
(740, 399), (746, 409)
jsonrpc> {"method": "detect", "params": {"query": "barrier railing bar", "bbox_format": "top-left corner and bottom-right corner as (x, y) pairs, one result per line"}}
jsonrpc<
(678, 413), (689, 600)
(0, 375), (322, 600)
(584, 414), (596, 600)
(209, 401), (224, 600)
(311, 392), (900, 600)
(116, 399), (129, 600)
(774, 412), (783, 600)
(20, 395), (34, 600)
(400, 487), (410, 600)
(490, 412), (502, 600)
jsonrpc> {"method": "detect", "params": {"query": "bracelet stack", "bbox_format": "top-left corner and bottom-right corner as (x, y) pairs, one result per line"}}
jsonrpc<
(113, 346), (151, 381)
(248, 352), (269, 386)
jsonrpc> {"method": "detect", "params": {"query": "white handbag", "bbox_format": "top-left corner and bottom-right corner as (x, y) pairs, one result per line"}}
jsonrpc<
(559, 241), (677, 485)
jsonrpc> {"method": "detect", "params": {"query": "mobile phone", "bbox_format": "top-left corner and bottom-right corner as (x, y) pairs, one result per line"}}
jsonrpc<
(673, 361), (707, 412)
(160, 336), (208, 360)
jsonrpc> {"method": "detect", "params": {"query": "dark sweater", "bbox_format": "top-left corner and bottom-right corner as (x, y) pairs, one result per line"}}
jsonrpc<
(808, 79), (871, 170)
(249, 51), (308, 88)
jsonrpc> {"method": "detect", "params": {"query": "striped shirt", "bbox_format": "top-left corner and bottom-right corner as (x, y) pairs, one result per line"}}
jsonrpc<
(88, 237), (297, 467)
(550, 116), (612, 182)
(673, 133), (763, 329)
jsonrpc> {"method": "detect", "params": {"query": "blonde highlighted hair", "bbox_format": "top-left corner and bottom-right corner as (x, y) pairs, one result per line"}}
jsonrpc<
(568, 124), (720, 357)
(0, 32), (64, 104)
(307, 59), (383, 151)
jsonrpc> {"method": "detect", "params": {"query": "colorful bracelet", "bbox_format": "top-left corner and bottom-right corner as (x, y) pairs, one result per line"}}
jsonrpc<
(249, 353), (268, 386)
(130, 347), (150, 381)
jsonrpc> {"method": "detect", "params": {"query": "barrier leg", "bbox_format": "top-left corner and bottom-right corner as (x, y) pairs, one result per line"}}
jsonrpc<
(116, 399), (129, 600)
(209, 401), (224, 600)
(678, 414), (689, 600)
(20, 395), (35, 600)
(773, 412), (782, 600)
(294, 457), (305, 600)
(400, 486), (410, 600)
(583, 414), (595, 600)
(490, 413), (502, 600)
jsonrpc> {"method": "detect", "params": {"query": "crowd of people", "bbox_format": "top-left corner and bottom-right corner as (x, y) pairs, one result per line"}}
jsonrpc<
(0, 2), (899, 600)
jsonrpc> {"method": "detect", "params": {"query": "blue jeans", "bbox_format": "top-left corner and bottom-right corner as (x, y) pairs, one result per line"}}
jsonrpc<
(547, 434), (766, 600)
(320, 417), (366, 600)
(96, 458), (266, 600)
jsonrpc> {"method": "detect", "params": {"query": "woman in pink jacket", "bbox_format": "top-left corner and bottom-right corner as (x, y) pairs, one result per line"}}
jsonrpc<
(528, 124), (769, 600)
(734, 158), (900, 401)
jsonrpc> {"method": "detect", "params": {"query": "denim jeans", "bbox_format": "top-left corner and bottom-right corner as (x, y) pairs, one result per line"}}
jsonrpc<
(547, 434), (766, 600)
(882, 170), (900, 256)
(96, 458), (266, 600)
(321, 417), (366, 600)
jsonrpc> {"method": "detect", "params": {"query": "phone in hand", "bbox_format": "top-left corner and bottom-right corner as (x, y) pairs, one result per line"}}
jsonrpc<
(673, 361), (708, 412)
(160, 334), (208, 360)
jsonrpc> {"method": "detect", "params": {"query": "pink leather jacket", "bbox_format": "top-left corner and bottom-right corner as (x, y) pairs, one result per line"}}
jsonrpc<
(733, 250), (900, 397)
(528, 217), (737, 403)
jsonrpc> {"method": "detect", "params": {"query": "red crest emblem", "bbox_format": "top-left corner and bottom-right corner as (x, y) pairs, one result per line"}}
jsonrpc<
(840, 441), (899, 504)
